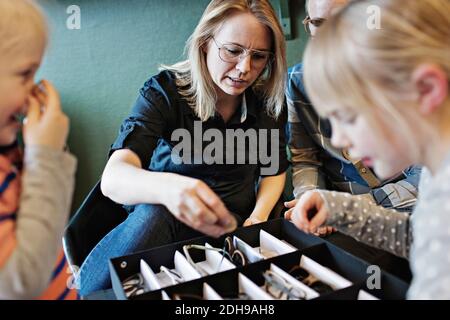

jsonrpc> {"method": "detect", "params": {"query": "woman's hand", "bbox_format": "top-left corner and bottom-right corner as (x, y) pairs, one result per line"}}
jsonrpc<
(23, 80), (69, 151)
(164, 175), (237, 237)
(243, 215), (265, 227)
(284, 191), (331, 234)
(283, 198), (298, 220)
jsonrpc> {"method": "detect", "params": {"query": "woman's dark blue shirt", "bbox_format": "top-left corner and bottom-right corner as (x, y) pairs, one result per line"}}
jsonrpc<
(110, 70), (288, 219)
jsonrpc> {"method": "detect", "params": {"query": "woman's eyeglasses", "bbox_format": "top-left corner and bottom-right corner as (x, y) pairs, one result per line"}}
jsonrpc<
(302, 16), (326, 36)
(262, 270), (307, 300)
(288, 265), (334, 295)
(122, 273), (146, 298)
(212, 37), (273, 68)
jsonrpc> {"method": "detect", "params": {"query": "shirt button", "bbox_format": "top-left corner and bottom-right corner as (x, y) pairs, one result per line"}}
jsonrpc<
(360, 168), (367, 174)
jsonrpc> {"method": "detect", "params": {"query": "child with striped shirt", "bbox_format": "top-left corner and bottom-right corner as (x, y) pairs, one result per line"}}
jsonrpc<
(0, 0), (77, 299)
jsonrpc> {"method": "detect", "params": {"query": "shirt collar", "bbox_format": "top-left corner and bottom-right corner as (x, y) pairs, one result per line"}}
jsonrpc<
(240, 93), (248, 123)
(242, 89), (257, 121)
(182, 89), (258, 122)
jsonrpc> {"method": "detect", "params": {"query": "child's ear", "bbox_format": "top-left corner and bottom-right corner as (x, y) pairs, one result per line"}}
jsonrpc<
(412, 63), (448, 115)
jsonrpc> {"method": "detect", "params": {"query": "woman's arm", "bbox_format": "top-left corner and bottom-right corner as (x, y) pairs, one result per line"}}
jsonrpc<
(101, 149), (236, 237)
(244, 172), (286, 226)
(101, 149), (177, 206)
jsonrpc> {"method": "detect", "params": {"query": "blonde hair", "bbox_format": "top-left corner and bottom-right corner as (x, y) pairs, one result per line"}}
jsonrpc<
(162, 0), (287, 121)
(0, 0), (48, 56)
(303, 0), (450, 157)
(305, 0), (352, 15)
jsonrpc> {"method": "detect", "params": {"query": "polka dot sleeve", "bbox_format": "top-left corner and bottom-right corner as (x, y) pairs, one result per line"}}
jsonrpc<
(317, 190), (413, 258)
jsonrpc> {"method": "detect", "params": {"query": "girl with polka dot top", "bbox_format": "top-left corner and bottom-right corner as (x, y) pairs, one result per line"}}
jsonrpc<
(287, 0), (450, 299)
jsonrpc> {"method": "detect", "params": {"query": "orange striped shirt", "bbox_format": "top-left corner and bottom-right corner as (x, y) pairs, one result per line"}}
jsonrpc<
(0, 146), (78, 300)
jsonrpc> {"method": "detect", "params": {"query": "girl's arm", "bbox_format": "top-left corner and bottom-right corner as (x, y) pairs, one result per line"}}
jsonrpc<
(289, 190), (412, 258)
(321, 190), (412, 258)
(0, 146), (76, 299)
(0, 81), (76, 299)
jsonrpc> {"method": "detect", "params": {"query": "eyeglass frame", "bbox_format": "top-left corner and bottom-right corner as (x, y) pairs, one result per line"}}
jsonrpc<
(160, 265), (184, 285)
(122, 273), (146, 298)
(288, 265), (334, 294)
(221, 236), (247, 267)
(183, 237), (247, 274)
(211, 37), (274, 68)
(302, 15), (326, 36)
(262, 270), (307, 300)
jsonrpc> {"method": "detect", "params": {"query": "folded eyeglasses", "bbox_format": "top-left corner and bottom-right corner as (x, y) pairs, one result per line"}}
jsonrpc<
(262, 270), (307, 300)
(288, 265), (334, 295)
(183, 236), (247, 276)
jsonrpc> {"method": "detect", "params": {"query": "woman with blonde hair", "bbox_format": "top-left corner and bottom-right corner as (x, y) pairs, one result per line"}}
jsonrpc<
(291, 0), (450, 299)
(79, 0), (288, 295)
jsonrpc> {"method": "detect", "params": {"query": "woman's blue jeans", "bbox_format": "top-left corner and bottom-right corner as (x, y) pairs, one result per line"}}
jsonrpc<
(78, 204), (204, 296)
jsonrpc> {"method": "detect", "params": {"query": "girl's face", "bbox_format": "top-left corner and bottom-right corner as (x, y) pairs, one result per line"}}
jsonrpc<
(0, 38), (45, 146)
(328, 106), (415, 179)
(205, 12), (272, 99)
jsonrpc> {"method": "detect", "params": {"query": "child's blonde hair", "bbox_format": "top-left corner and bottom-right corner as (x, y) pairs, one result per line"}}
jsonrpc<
(303, 0), (450, 157)
(0, 0), (48, 56)
(162, 0), (287, 121)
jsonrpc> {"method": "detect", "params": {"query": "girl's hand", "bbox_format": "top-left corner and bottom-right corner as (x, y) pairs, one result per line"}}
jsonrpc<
(23, 80), (69, 150)
(163, 175), (237, 237)
(313, 226), (337, 237)
(286, 191), (330, 234)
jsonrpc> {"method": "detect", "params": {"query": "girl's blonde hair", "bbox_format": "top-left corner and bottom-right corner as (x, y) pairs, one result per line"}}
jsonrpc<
(303, 0), (450, 156)
(162, 0), (287, 121)
(0, 0), (48, 56)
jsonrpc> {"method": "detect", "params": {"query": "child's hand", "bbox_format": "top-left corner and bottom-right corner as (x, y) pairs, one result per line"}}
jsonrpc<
(23, 80), (69, 150)
(286, 191), (329, 234)
(313, 226), (337, 237)
(243, 216), (265, 227)
(285, 199), (335, 236)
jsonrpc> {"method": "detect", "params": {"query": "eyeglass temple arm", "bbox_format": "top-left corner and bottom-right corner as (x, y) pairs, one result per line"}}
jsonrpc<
(183, 244), (233, 275)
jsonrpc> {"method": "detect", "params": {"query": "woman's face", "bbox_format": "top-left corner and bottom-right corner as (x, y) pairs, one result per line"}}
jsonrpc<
(205, 12), (272, 98)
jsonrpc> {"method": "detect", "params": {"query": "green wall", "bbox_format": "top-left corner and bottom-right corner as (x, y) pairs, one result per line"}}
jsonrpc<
(36, 0), (308, 212)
